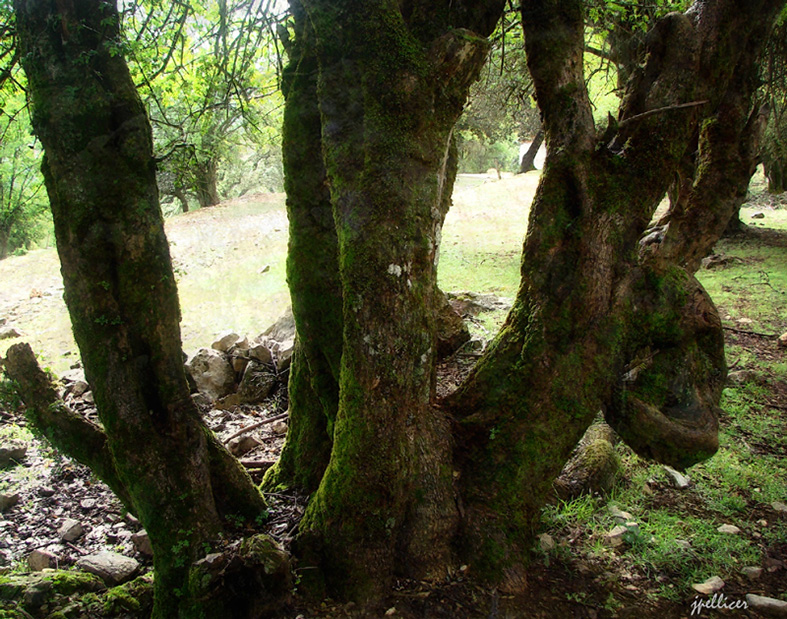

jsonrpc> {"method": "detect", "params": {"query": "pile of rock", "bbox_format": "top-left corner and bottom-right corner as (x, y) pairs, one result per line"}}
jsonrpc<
(185, 309), (296, 407)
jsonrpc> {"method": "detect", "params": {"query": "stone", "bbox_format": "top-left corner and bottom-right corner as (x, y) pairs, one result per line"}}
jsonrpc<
(751, 211), (766, 219)
(771, 501), (787, 513)
(80, 498), (96, 510)
(0, 493), (19, 513)
(664, 466), (690, 489)
(538, 533), (555, 552)
(741, 566), (763, 580)
(745, 594), (787, 617)
(271, 420), (288, 435)
(82, 391), (95, 404)
(249, 343), (273, 364)
(70, 380), (90, 397)
(274, 340), (295, 372)
(237, 361), (277, 404)
(191, 392), (212, 411)
(23, 579), (52, 608)
(727, 370), (759, 385)
(778, 333), (787, 348)
(624, 522), (640, 536)
(608, 505), (634, 524)
(0, 443), (27, 467)
(185, 348), (236, 401)
(232, 356), (249, 374)
(58, 518), (84, 542)
(691, 576), (724, 595)
(675, 539), (692, 551)
(717, 524), (741, 535)
(435, 294), (470, 358)
(0, 326), (21, 340)
(228, 435), (261, 457)
(212, 332), (240, 353)
(447, 291), (513, 316)
(76, 551), (139, 586)
(131, 530), (153, 557)
(605, 525), (628, 547)
(61, 368), (86, 384)
(261, 307), (296, 344)
(28, 549), (56, 571)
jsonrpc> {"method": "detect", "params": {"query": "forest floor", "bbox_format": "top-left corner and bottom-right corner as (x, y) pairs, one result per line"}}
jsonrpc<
(1, 172), (786, 618)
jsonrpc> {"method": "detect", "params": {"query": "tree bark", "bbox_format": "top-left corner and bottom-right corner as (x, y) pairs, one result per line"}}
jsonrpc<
(518, 128), (544, 173)
(194, 157), (221, 207)
(13, 1), (266, 615)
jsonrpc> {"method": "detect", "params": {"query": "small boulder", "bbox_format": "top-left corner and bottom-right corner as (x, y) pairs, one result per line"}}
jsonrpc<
(664, 466), (690, 489)
(237, 361), (277, 404)
(717, 524), (741, 535)
(605, 525), (628, 547)
(745, 594), (787, 617)
(23, 579), (52, 608)
(76, 551), (139, 586)
(58, 518), (84, 542)
(772, 501), (787, 514)
(778, 333), (787, 348)
(185, 348), (236, 401)
(28, 549), (57, 571)
(0, 326), (21, 340)
(212, 332), (240, 353)
(70, 380), (90, 397)
(274, 341), (294, 372)
(131, 530), (153, 557)
(0, 443), (27, 467)
(608, 505), (634, 524)
(751, 211), (766, 219)
(0, 493), (20, 512)
(228, 435), (262, 457)
(675, 539), (692, 551)
(691, 576), (724, 595)
(262, 308), (296, 344)
(271, 420), (288, 435)
(741, 566), (763, 580)
(248, 343), (273, 364)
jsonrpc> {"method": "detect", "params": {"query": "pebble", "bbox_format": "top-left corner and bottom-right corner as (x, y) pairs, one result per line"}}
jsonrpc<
(717, 524), (741, 535)
(691, 576), (724, 595)
(664, 466), (690, 489)
(538, 533), (555, 552)
(58, 518), (84, 542)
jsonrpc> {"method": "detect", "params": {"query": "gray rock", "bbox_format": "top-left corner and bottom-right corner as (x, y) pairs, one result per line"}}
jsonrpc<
(717, 524), (741, 535)
(261, 308), (296, 344)
(58, 518), (84, 542)
(211, 332), (240, 353)
(274, 340), (294, 372)
(779, 333), (787, 348)
(605, 525), (628, 547)
(664, 466), (690, 489)
(186, 348), (236, 401)
(0, 443), (27, 467)
(82, 391), (95, 404)
(675, 539), (692, 551)
(232, 356), (249, 374)
(745, 594), (787, 617)
(0, 492), (20, 512)
(76, 551), (139, 586)
(771, 501), (787, 513)
(0, 326), (21, 340)
(237, 361), (277, 404)
(727, 370), (759, 385)
(28, 549), (57, 571)
(131, 530), (153, 557)
(741, 566), (763, 580)
(70, 380), (90, 397)
(691, 576), (724, 595)
(608, 505), (634, 524)
(23, 579), (52, 608)
(751, 211), (766, 219)
(190, 392), (212, 411)
(271, 420), (288, 435)
(446, 291), (513, 316)
(228, 435), (261, 457)
(61, 368), (86, 384)
(248, 343), (273, 364)
(538, 533), (555, 552)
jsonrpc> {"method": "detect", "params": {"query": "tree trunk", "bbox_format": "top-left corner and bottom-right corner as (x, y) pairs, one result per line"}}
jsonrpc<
(518, 128), (544, 173)
(195, 157), (221, 207)
(13, 1), (266, 615)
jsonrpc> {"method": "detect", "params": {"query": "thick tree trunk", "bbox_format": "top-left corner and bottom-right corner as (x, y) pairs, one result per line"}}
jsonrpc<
(195, 157), (221, 207)
(13, 1), (266, 615)
(518, 128), (544, 173)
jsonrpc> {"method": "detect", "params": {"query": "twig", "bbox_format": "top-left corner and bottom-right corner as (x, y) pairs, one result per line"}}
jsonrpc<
(222, 412), (288, 444)
(65, 541), (88, 556)
(722, 325), (777, 338)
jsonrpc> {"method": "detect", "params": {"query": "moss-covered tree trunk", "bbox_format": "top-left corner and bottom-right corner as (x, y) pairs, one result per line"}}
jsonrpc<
(13, 1), (266, 616)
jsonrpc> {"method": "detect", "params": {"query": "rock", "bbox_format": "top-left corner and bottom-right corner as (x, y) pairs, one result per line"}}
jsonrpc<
(185, 348), (236, 401)
(435, 293), (470, 358)
(273, 340), (294, 372)
(249, 343), (273, 364)
(608, 505), (634, 524)
(262, 308), (296, 344)
(778, 333), (787, 348)
(212, 332), (240, 353)
(664, 466), (690, 489)
(727, 369), (759, 385)
(751, 211), (766, 219)
(745, 594), (787, 617)
(605, 525), (628, 547)
(701, 254), (743, 270)
(675, 539), (692, 551)
(131, 530), (153, 557)
(447, 291), (513, 316)
(0, 326), (21, 340)
(237, 361), (277, 404)
(61, 368), (86, 384)
(28, 549), (56, 571)
(741, 566), (763, 580)
(228, 435), (261, 457)
(70, 380), (90, 397)
(538, 533), (555, 552)
(624, 521), (640, 536)
(38, 487), (55, 498)
(717, 524), (741, 535)
(82, 391), (95, 404)
(0, 442), (28, 467)
(738, 317), (754, 325)
(0, 493), (20, 513)
(23, 578), (52, 608)
(772, 501), (787, 513)
(80, 498), (96, 510)
(271, 420), (288, 435)
(691, 576), (724, 595)
(58, 518), (84, 542)
(191, 392), (212, 411)
(232, 356), (249, 374)
(76, 551), (139, 586)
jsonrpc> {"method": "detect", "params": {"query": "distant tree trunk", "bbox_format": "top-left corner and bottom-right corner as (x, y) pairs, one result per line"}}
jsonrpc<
(173, 186), (190, 213)
(764, 159), (786, 193)
(518, 128), (543, 173)
(195, 158), (221, 207)
(13, 1), (267, 615)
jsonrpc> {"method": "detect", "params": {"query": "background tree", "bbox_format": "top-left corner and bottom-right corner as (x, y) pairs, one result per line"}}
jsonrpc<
(760, 14), (787, 194)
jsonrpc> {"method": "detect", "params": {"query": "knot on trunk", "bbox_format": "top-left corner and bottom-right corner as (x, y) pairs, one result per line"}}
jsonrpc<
(606, 270), (724, 470)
